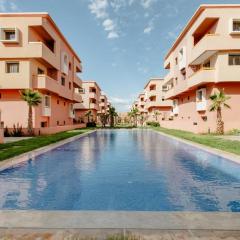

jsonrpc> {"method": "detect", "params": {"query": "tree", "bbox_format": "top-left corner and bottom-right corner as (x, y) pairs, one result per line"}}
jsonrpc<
(153, 110), (160, 121)
(209, 89), (231, 135)
(98, 112), (109, 128)
(108, 106), (118, 127)
(128, 107), (139, 127)
(85, 110), (92, 123)
(20, 89), (42, 136)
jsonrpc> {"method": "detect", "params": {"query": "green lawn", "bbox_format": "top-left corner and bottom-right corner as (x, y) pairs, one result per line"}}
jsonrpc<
(0, 128), (92, 162)
(152, 127), (240, 156)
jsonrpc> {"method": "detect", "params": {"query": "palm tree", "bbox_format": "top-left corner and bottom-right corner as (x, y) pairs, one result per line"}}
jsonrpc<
(20, 89), (42, 136)
(108, 106), (118, 127)
(153, 110), (160, 122)
(209, 89), (231, 135)
(98, 112), (109, 128)
(128, 107), (139, 127)
(85, 110), (92, 123)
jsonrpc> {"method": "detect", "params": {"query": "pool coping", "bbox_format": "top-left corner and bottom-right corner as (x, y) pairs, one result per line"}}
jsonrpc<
(0, 211), (239, 230)
(0, 129), (240, 230)
(151, 129), (240, 165)
(0, 130), (96, 172)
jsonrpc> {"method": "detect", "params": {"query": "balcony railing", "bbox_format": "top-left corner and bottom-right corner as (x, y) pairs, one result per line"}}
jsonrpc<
(34, 75), (59, 95)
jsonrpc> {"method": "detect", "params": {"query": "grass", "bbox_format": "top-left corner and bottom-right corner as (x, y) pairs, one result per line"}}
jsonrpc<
(152, 126), (240, 156)
(0, 128), (92, 162)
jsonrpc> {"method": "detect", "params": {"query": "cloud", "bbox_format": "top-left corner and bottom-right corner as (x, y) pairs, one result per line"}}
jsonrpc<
(110, 95), (136, 112)
(143, 26), (153, 34)
(103, 18), (115, 31)
(107, 31), (119, 39)
(0, 0), (19, 12)
(166, 24), (183, 39)
(88, 0), (108, 19)
(140, 0), (156, 9)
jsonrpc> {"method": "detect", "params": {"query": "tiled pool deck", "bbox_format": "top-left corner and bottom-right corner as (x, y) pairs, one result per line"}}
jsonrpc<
(0, 129), (240, 238)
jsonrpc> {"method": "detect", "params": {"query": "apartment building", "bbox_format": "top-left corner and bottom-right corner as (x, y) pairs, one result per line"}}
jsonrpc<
(137, 93), (146, 114)
(0, 12), (84, 135)
(74, 81), (101, 123)
(162, 4), (240, 133)
(0, 110), (3, 143)
(144, 78), (172, 122)
(99, 94), (109, 114)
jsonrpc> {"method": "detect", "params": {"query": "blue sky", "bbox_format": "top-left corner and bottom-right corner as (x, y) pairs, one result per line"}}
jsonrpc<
(1, 0), (240, 111)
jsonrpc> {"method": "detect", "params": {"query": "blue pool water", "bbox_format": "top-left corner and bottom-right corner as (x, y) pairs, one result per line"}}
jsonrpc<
(0, 130), (240, 211)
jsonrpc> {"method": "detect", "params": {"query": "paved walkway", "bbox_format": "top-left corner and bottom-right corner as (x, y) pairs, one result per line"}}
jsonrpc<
(4, 136), (32, 143)
(220, 135), (240, 142)
(0, 229), (240, 239)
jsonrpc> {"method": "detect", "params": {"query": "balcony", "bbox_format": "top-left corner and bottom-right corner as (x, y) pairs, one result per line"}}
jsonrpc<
(190, 34), (240, 65)
(34, 75), (59, 95)
(89, 92), (97, 99)
(164, 71), (174, 83)
(163, 87), (175, 100)
(100, 102), (105, 107)
(172, 106), (179, 115)
(29, 42), (58, 69)
(188, 68), (215, 89)
(73, 93), (82, 103)
(196, 100), (207, 112)
(42, 106), (51, 117)
(73, 75), (82, 88)
(90, 103), (99, 110)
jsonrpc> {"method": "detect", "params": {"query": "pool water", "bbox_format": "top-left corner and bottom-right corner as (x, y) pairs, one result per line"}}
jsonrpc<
(0, 130), (240, 211)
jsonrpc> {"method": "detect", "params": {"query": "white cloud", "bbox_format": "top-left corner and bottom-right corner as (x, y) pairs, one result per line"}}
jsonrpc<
(140, 0), (156, 9)
(143, 26), (153, 34)
(107, 31), (119, 39)
(88, 0), (108, 19)
(103, 18), (115, 31)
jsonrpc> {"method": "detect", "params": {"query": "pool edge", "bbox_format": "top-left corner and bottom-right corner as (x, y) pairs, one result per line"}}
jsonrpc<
(151, 129), (240, 165)
(0, 130), (97, 172)
(0, 211), (239, 230)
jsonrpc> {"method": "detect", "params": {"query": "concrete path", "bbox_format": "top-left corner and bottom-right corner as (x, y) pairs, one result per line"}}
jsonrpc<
(0, 229), (240, 239)
(4, 136), (32, 143)
(220, 135), (240, 142)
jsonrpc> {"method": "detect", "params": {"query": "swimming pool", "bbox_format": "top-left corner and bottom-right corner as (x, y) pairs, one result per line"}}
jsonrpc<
(0, 129), (240, 211)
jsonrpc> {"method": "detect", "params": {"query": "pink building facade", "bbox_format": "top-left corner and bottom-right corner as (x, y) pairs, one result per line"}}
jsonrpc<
(0, 13), (85, 135)
(74, 81), (101, 123)
(161, 4), (240, 133)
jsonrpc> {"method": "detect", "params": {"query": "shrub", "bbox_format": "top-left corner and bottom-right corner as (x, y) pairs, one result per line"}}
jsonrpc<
(228, 129), (240, 135)
(86, 122), (96, 128)
(11, 124), (24, 137)
(4, 126), (11, 137)
(146, 121), (160, 127)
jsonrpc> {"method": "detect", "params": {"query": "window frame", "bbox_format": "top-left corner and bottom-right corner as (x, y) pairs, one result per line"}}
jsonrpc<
(6, 62), (19, 73)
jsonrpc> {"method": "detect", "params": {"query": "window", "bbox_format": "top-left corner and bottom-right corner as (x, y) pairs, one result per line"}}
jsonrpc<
(175, 57), (178, 65)
(229, 54), (240, 65)
(233, 19), (240, 32)
(5, 30), (15, 40)
(61, 77), (65, 86)
(101, 99), (105, 102)
(41, 122), (47, 128)
(37, 68), (44, 75)
(197, 90), (203, 101)
(203, 60), (211, 68)
(69, 82), (71, 90)
(44, 96), (51, 107)
(78, 88), (85, 94)
(6, 62), (19, 73)
(0, 28), (19, 42)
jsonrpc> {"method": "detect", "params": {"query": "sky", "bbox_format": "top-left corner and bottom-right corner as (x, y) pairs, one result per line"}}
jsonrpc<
(1, 0), (240, 112)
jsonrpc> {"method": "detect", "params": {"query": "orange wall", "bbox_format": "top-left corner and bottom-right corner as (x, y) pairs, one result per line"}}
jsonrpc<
(161, 83), (240, 133)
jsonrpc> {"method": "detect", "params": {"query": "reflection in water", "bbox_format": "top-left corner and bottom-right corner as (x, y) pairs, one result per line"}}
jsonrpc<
(0, 129), (239, 211)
